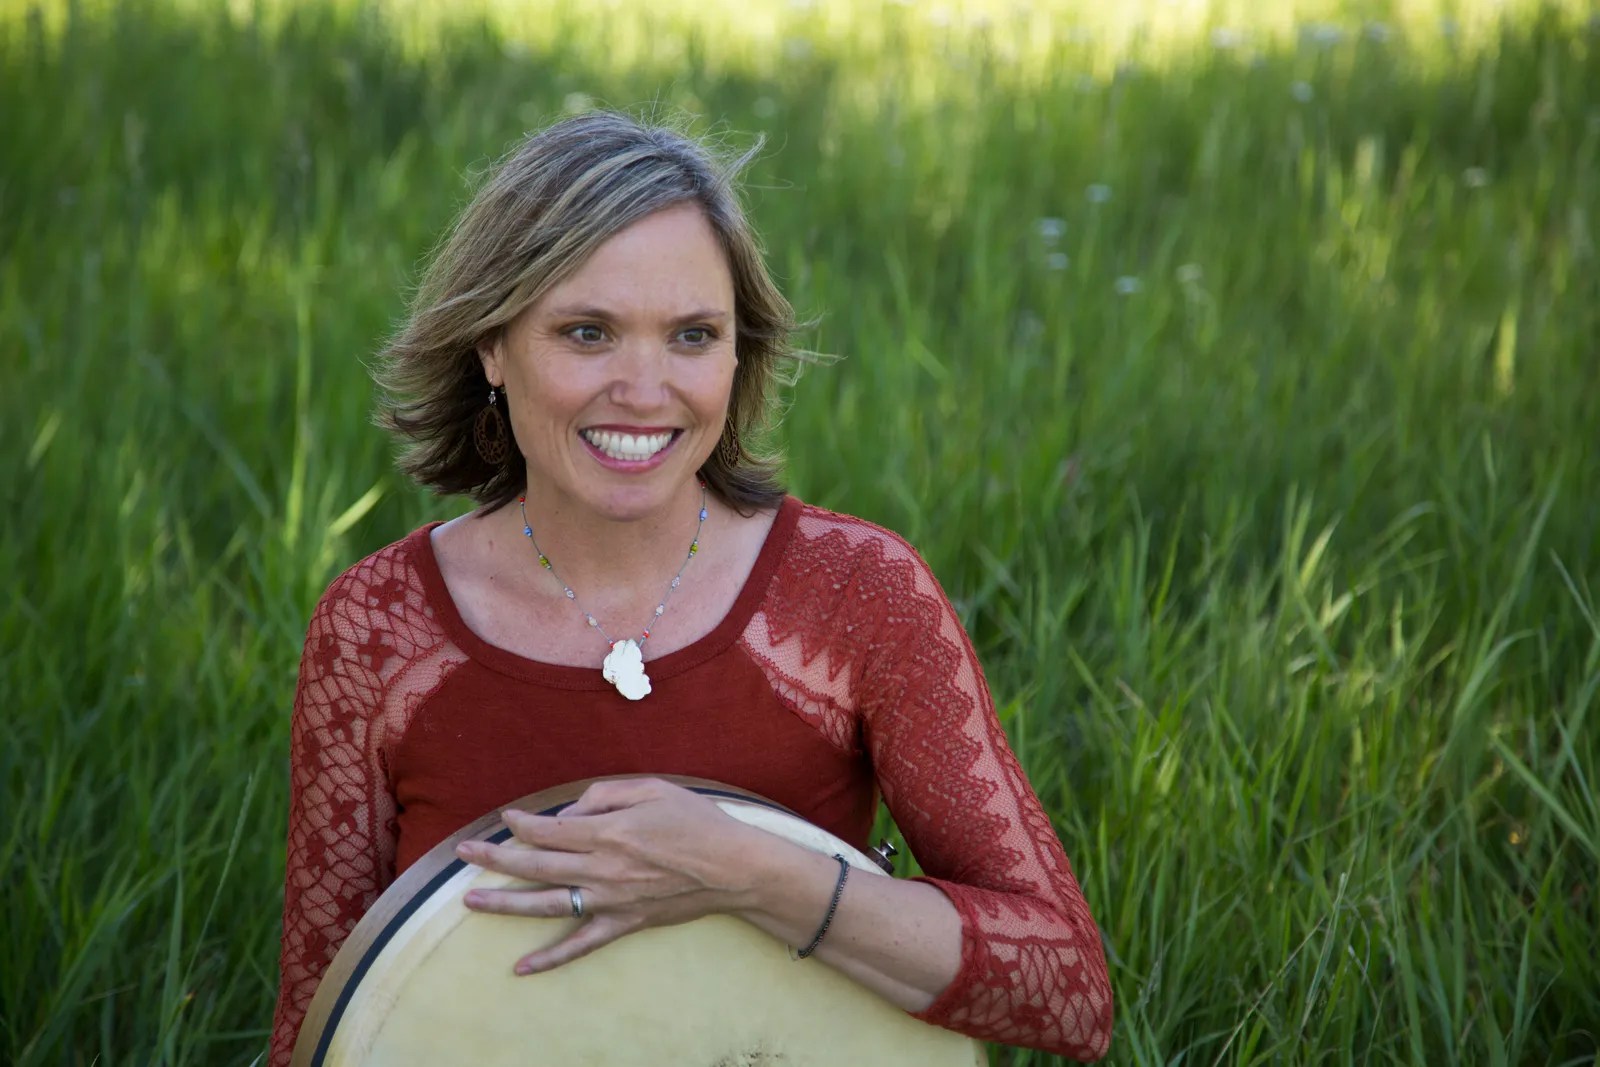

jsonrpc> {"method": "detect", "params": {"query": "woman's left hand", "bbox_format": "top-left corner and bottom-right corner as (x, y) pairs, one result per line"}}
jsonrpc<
(456, 777), (762, 975)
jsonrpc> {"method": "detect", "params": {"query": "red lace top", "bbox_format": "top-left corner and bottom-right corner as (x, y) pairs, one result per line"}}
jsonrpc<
(270, 497), (1112, 1063)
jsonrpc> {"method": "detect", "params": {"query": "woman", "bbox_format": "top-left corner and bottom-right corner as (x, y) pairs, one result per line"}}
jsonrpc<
(270, 111), (1112, 1064)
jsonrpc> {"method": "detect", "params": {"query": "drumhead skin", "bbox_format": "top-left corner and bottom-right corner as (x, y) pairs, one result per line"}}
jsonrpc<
(291, 775), (985, 1067)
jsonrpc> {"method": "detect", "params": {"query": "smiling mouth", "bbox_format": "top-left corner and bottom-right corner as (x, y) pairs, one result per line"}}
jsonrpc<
(580, 428), (679, 462)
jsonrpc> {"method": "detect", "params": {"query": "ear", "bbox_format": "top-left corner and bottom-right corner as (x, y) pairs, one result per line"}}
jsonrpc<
(476, 332), (504, 389)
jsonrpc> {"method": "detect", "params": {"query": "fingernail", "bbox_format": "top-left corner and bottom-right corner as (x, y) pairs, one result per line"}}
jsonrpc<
(515, 962), (532, 976)
(464, 891), (481, 907)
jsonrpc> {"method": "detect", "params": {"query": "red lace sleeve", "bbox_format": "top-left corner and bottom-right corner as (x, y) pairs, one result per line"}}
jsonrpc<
(268, 568), (403, 1067)
(747, 507), (1113, 1060)
(858, 532), (1112, 1059)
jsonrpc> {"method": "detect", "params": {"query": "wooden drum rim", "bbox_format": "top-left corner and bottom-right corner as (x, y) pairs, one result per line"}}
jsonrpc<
(292, 775), (819, 1067)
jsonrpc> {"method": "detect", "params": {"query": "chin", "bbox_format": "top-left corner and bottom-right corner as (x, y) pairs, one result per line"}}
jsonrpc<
(585, 481), (692, 523)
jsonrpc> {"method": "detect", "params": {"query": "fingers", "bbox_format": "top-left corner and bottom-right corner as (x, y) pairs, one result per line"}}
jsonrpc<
(560, 776), (668, 817)
(455, 837), (586, 884)
(498, 807), (600, 851)
(455, 779), (702, 981)
(460, 884), (628, 977)
(463, 885), (581, 919)
(514, 915), (633, 975)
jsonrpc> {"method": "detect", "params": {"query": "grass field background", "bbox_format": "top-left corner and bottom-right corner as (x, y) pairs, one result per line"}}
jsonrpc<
(3, 0), (1598, 1063)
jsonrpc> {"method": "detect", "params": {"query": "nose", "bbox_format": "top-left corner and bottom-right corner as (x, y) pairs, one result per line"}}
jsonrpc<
(606, 340), (670, 410)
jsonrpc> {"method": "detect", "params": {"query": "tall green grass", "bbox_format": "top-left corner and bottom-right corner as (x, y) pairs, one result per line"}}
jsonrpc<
(2, 0), (1597, 1063)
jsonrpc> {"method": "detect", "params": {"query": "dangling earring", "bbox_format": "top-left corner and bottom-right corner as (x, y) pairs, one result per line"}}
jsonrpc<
(716, 421), (742, 468)
(474, 387), (510, 465)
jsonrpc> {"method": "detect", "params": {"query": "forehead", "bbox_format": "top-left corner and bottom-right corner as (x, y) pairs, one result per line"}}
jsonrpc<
(539, 203), (734, 313)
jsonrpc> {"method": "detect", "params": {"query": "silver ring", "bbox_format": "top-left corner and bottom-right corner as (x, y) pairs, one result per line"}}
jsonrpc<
(568, 886), (585, 919)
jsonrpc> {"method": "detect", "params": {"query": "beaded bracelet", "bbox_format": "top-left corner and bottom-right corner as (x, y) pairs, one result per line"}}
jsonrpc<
(793, 854), (850, 960)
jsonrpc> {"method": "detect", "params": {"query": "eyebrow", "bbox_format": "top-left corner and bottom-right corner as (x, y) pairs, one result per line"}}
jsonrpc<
(544, 305), (731, 325)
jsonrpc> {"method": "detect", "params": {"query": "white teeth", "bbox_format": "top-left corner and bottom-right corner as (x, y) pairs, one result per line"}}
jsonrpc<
(582, 429), (674, 461)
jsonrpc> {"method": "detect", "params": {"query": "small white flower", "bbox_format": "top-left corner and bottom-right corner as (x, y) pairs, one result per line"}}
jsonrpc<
(1301, 22), (1345, 47)
(1211, 27), (1246, 50)
(1046, 252), (1070, 271)
(1291, 81), (1314, 103)
(1114, 275), (1142, 295)
(1176, 263), (1203, 285)
(1086, 183), (1112, 204)
(1462, 167), (1490, 188)
(1035, 217), (1067, 242)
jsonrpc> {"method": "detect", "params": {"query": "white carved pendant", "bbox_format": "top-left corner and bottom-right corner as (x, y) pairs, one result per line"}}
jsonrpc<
(601, 639), (652, 701)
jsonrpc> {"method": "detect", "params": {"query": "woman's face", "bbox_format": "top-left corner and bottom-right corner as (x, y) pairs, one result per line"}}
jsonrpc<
(481, 203), (737, 524)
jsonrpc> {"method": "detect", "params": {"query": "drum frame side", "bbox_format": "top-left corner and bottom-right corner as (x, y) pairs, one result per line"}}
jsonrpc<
(290, 775), (804, 1067)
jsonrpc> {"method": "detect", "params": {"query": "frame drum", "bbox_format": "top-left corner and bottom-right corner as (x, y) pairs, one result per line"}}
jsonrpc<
(292, 775), (985, 1066)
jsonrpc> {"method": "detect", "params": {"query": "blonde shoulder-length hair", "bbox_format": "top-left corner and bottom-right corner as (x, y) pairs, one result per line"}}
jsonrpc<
(375, 111), (799, 514)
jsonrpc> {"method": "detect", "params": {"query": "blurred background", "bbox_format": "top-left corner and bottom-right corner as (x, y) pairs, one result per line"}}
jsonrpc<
(3, 0), (1597, 1063)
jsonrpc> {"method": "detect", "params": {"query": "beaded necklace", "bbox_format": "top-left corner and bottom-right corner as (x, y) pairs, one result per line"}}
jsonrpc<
(517, 484), (707, 701)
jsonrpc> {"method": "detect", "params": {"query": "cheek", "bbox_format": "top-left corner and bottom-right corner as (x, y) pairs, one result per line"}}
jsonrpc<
(695, 377), (736, 420)
(516, 356), (593, 419)
(697, 348), (740, 398)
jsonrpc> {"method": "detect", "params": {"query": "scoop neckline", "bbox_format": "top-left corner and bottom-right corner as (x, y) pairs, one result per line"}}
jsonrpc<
(408, 495), (802, 688)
